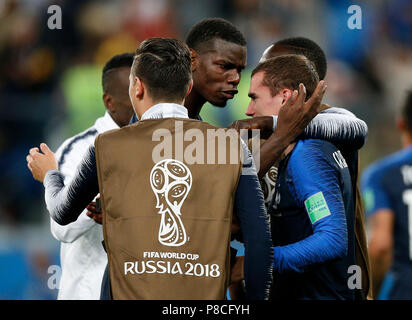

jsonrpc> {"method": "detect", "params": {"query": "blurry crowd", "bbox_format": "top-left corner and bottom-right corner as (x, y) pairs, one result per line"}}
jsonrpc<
(0, 0), (411, 298)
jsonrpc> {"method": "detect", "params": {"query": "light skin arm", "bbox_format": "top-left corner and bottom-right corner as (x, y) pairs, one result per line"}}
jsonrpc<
(367, 209), (394, 299)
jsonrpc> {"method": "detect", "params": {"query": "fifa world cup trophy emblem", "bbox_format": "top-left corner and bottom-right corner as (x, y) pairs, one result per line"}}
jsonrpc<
(261, 166), (278, 206)
(150, 159), (192, 247)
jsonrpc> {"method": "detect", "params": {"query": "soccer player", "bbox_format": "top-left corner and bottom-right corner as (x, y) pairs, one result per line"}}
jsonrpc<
(362, 91), (412, 299)
(234, 37), (372, 299)
(48, 53), (134, 299)
(249, 54), (361, 300)
(26, 38), (274, 300)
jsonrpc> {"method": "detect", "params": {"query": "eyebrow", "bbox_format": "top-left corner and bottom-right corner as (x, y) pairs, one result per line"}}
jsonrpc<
(216, 59), (245, 70)
(248, 92), (256, 99)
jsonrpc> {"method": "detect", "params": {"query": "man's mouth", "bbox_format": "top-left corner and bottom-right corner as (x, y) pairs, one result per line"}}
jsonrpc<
(221, 90), (238, 99)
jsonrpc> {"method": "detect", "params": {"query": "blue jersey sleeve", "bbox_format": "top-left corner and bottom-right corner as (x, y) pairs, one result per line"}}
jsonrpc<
(273, 139), (348, 273)
(233, 144), (273, 300)
(361, 164), (392, 216)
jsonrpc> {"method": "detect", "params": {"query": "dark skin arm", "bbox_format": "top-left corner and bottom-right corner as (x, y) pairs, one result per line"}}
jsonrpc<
(230, 81), (327, 179)
(86, 200), (102, 224)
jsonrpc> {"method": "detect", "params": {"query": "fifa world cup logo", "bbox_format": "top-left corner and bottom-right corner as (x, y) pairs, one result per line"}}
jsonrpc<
(261, 166), (278, 207)
(150, 159), (192, 247)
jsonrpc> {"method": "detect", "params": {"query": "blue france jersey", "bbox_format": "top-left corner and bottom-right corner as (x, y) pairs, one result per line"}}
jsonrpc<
(361, 146), (412, 275)
(269, 139), (356, 300)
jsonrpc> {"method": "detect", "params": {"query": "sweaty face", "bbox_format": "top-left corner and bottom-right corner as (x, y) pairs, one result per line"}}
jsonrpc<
(193, 38), (246, 107)
(245, 71), (285, 117)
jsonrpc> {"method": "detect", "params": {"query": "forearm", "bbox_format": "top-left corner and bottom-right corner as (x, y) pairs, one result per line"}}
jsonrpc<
(273, 227), (347, 273)
(44, 146), (99, 225)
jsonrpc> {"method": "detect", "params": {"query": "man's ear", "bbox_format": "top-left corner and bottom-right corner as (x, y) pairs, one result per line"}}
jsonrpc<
(103, 93), (114, 112)
(185, 79), (194, 97)
(281, 88), (293, 106)
(190, 49), (198, 72)
(134, 76), (144, 99)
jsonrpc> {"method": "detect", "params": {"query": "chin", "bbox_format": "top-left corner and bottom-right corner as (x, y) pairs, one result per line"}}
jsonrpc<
(209, 99), (227, 108)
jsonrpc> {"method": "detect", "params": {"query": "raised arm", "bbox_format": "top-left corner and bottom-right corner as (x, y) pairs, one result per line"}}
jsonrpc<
(44, 146), (99, 225)
(272, 107), (368, 150)
(50, 139), (100, 242)
(27, 143), (99, 226)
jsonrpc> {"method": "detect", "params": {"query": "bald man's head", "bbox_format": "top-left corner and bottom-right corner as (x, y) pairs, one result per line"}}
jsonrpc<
(260, 37), (327, 80)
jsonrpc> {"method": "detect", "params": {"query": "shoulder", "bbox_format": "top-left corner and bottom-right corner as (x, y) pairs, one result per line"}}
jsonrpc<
(289, 139), (341, 170)
(287, 139), (344, 190)
(56, 126), (98, 168)
(286, 139), (346, 204)
(362, 147), (412, 186)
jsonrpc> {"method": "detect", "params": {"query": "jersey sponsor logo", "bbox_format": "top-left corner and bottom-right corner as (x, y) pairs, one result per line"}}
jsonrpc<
(150, 159), (192, 247)
(333, 150), (348, 169)
(304, 192), (332, 224)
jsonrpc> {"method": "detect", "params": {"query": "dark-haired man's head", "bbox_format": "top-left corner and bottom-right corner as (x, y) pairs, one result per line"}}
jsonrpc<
(102, 52), (135, 127)
(397, 90), (412, 147)
(185, 18), (247, 107)
(260, 37), (327, 80)
(246, 54), (319, 117)
(129, 38), (192, 118)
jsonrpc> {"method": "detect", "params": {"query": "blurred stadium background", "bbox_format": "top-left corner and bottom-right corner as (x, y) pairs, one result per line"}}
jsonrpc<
(0, 0), (411, 299)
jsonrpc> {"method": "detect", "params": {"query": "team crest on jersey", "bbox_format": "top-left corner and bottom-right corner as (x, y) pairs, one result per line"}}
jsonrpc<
(150, 159), (192, 247)
(333, 151), (348, 169)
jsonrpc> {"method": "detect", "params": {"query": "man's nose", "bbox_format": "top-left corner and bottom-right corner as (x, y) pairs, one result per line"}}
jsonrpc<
(228, 70), (241, 86)
(245, 103), (255, 117)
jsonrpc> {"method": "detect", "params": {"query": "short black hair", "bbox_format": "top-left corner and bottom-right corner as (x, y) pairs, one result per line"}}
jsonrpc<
(402, 91), (412, 132)
(186, 18), (246, 51)
(273, 37), (327, 80)
(131, 38), (192, 102)
(102, 52), (134, 93)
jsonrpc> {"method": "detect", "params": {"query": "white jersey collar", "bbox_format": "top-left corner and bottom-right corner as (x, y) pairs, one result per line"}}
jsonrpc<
(94, 111), (119, 133)
(140, 103), (188, 120)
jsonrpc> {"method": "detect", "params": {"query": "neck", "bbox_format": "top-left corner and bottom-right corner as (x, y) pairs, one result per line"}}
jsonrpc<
(184, 87), (206, 119)
(136, 99), (183, 119)
(402, 132), (412, 148)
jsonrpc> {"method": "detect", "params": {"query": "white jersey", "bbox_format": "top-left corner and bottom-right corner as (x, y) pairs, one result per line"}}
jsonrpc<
(51, 111), (118, 300)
